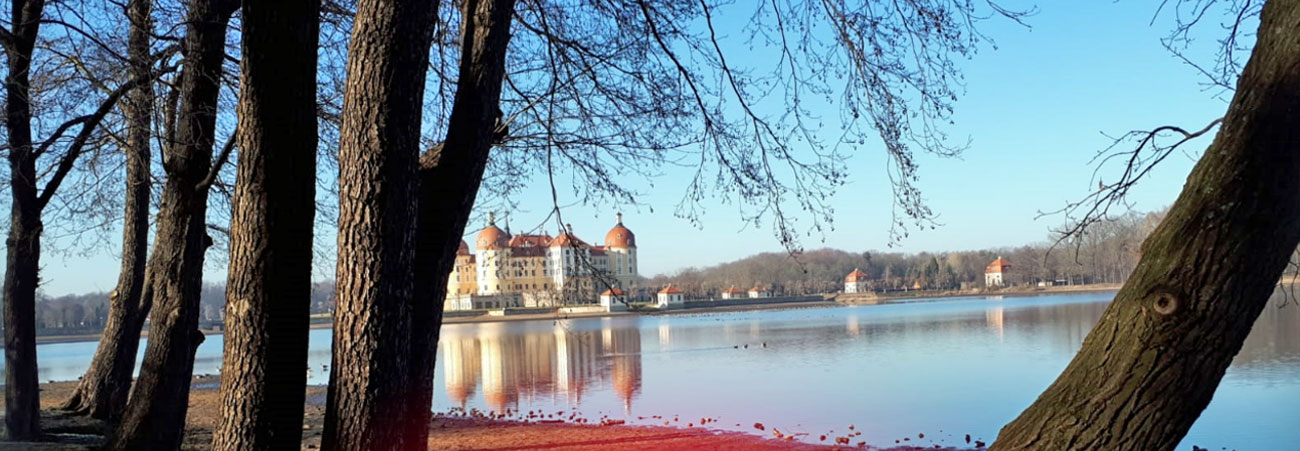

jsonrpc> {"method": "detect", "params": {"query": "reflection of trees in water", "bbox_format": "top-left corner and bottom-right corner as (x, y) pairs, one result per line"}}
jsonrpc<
(1233, 296), (1300, 371)
(440, 325), (642, 413)
(658, 301), (1113, 356)
(439, 296), (1300, 412)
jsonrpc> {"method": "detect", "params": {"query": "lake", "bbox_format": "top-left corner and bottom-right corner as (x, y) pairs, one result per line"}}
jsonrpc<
(16, 291), (1300, 449)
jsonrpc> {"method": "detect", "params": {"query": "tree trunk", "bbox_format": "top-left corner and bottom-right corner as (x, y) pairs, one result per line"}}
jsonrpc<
(110, 0), (237, 448)
(321, 0), (436, 448)
(3, 0), (45, 441)
(60, 0), (155, 422)
(406, 0), (515, 443)
(211, 0), (320, 448)
(993, 2), (1300, 449)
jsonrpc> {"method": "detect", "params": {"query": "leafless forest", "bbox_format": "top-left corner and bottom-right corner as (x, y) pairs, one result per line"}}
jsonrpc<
(2, 0), (1298, 450)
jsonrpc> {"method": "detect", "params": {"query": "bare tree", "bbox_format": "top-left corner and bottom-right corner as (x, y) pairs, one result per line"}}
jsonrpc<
(320, 0), (436, 448)
(110, 0), (240, 447)
(59, 0), (157, 422)
(211, 0), (320, 448)
(2, 0), (162, 438)
(994, 1), (1300, 448)
(406, 0), (514, 443)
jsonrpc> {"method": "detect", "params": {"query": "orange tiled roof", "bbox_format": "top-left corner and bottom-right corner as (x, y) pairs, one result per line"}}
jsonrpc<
(722, 286), (746, 295)
(508, 233), (552, 248)
(601, 287), (627, 296)
(476, 226), (509, 250)
(549, 232), (590, 248)
(985, 257), (1012, 274)
(844, 268), (869, 282)
(658, 285), (684, 294)
(606, 225), (635, 248)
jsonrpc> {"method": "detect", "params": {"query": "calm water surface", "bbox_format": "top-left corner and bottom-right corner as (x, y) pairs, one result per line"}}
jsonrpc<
(19, 291), (1300, 449)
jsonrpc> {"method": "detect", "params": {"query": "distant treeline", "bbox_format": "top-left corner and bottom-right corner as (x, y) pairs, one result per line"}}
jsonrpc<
(644, 210), (1167, 297)
(24, 211), (1163, 333)
(28, 281), (338, 334)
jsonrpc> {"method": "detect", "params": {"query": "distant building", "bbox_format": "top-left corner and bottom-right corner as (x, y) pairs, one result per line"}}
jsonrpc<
(445, 212), (639, 311)
(657, 285), (685, 308)
(721, 285), (746, 300)
(600, 287), (628, 311)
(844, 268), (870, 293)
(447, 240), (477, 296)
(985, 257), (1012, 287)
(748, 286), (772, 298)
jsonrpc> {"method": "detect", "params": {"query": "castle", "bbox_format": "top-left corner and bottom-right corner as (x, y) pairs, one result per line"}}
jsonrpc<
(445, 213), (639, 310)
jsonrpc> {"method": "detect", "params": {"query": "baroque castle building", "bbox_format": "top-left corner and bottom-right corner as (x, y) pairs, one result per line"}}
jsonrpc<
(445, 213), (638, 310)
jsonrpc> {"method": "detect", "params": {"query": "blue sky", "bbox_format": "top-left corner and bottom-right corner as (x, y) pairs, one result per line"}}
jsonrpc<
(38, 1), (1241, 296)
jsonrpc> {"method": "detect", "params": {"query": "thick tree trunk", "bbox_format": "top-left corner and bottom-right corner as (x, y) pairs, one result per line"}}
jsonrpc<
(110, 0), (237, 448)
(211, 0), (320, 448)
(321, 0), (436, 449)
(406, 0), (516, 443)
(3, 205), (42, 441)
(60, 0), (155, 422)
(3, 0), (45, 441)
(993, 2), (1300, 449)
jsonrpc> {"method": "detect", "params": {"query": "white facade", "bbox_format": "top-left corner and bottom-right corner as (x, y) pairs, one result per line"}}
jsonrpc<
(747, 288), (772, 298)
(657, 285), (685, 308)
(600, 288), (627, 311)
(721, 287), (745, 300)
(985, 257), (1011, 288)
(844, 268), (870, 293)
(985, 272), (1004, 287)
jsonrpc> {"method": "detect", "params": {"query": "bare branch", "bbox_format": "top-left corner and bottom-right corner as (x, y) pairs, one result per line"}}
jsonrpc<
(197, 128), (237, 193)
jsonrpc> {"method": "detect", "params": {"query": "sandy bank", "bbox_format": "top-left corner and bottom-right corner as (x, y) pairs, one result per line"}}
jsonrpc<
(0, 378), (983, 450)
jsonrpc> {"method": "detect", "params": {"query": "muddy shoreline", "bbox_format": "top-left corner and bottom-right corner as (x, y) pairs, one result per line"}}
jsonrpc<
(1, 377), (981, 450)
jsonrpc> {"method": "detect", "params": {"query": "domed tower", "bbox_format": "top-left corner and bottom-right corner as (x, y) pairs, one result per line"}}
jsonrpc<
(476, 213), (510, 295)
(604, 213), (638, 289)
(445, 239), (478, 299)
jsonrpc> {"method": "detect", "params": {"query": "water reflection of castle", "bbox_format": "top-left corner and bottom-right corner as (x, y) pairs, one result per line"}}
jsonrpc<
(441, 325), (642, 413)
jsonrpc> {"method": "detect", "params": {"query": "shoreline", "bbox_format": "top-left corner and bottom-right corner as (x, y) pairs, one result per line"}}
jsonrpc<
(28, 284), (1122, 346)
(2, 377), (980, 450)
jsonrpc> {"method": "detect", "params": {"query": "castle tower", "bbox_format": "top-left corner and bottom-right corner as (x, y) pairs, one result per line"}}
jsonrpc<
(476, 212), (510, 294)
(604, 213), (638, 290)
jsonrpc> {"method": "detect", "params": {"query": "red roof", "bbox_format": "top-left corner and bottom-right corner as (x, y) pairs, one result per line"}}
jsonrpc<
(985, 257), (1012, 274)
(748, 287), (768, 293)
(601, 287), (627, 296)
(512, 246), (545, 257)
(658, 284), (684, 294)
(606, 225), (636, 248)
(605, 213), (636, 248)
(508, 233), (552, 248)
(476, 226), (509, 250)
(844, 268), (869, 282)
(722, 286), (746, 295)
(549, 232), (590, 248)
(457, 240), (470, 256)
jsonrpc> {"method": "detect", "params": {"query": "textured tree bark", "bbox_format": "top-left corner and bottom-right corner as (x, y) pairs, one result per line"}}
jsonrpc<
(993, 2), (1300, 449)
(3, 0), (47, 440)
(211, 0), (320, 449)
(110, 0), (238, 448)
(406, 0), (516, 443)
(60, 0), (155, 422)
(321, 0), (436, 448)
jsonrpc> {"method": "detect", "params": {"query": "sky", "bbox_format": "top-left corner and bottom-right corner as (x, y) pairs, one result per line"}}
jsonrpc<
(36, 1), (1243, 296)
